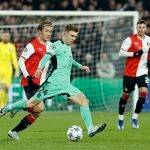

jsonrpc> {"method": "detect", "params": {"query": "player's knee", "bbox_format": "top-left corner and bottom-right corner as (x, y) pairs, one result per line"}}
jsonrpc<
(39, 106), (45, 112)
(31, 103), (45, 113)
(84, 100), (89, 106)
(81, 98), (89, 106)
(139, 91), (148, 98)
(31, 112), (41, 118)
(122, 92), (130, 100)
(27, 103), (34, 109)
(28, 106), (44, 115)
(34, 106), (45, 113)
(27, 98), (40, 108)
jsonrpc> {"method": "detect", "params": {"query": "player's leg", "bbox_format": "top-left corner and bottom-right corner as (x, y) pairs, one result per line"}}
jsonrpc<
(1, 96), (41, 114)
(8, 101), (44, 140)
(0, 83), (8, 109)
(10, 85), (40, 118)
(68, 93), (106, 137)
(68, 93), (93, 129)
(131, 75), (148, 129)
(0, 73), (11, 116)
(9, 83), (43, 135)
(0, 82), (50, 113)
(66, 85), (106, 137)
(117, 75), (135, 130)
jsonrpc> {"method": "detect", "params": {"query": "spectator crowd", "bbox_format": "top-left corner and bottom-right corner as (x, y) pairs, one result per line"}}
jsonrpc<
(0, 0), (149, 78)
(0, 0), (149, 25)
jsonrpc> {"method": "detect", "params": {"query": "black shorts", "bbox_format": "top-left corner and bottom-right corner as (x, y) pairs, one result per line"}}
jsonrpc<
(123, 75), (148, 93)
(24, 84), (39, 99)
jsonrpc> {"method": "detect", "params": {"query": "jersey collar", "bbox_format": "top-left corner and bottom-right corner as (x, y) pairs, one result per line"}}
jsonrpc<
(60, 39), (70, 46)
(60, 39), (64, 44)
(136, 34), (146, 40)
(37, 37), (47, 45)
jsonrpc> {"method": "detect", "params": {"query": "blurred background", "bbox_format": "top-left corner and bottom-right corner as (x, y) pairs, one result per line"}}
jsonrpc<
(0, 0), (150, 112)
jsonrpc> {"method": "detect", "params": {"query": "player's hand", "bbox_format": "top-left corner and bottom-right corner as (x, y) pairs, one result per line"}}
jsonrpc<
(81, 66), (90, 73)
(14, 70), (20, 78)
(34, 68), (42, 78)
(133, 49), (144, 57)
(26, 76), (34, 86)
(0, 83), (7, 90)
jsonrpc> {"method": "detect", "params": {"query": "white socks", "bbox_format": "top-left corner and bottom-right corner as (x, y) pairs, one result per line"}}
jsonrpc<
(132, 113), (138, 119)
(118, 113), (138, 120)
(118, 115), (124, 120)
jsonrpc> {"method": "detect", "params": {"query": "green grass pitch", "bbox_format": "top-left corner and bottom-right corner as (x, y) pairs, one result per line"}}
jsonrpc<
(0, 111), (150, 150)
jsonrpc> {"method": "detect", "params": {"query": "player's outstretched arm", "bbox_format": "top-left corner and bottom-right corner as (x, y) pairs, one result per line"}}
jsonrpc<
(72, 59), (90, 73)
(38, 52), (52, 69)
(72, 59), (82, 69)
(34, 53), (52, 78)
(81, 66), (90, 73)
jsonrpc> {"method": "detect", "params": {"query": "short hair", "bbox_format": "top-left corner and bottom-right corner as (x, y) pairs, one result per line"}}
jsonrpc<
(37, 20), (53, 31)
(64, 24), (79, 32)
(137, 20), (147, 26)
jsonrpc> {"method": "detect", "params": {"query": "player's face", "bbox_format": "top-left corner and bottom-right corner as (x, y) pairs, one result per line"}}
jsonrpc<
(136, 23), (146, 37)
(39, 26), (53, 42)
(1, 32), (10, 43)
(65, 31), (78, 45)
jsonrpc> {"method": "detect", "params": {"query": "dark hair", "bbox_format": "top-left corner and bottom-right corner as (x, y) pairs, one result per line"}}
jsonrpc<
(137, 20), (147, 26)
(64, 24), (79, 32)
(37, 20), (53, 31)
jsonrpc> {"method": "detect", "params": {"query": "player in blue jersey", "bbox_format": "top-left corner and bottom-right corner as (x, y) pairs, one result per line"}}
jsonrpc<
(1, 24), (106, 137)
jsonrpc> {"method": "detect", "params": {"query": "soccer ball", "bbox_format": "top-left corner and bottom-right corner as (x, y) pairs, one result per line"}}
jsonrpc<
(67, 125), (83, 142)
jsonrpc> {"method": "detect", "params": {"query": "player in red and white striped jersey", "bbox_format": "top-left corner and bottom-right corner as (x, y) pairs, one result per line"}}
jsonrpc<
(8, 21), (53, 140)
(117, 20), (150, 130)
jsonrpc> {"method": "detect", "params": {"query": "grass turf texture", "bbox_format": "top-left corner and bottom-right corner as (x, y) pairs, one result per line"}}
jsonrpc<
(0, 112), (150, 150)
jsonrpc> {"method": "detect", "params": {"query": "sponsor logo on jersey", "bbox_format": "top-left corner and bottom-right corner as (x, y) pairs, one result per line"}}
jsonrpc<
(39, 48), (42, 51)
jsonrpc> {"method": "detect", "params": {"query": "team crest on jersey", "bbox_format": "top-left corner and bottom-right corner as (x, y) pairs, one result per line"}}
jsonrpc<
(147, 42), (150, 47)
(24, 47), (28, 52)
(50, 44), (56, 50)
(134, 42), (138, 45)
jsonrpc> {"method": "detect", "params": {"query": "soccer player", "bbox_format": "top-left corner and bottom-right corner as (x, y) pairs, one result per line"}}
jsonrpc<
(1, 24), (106, 137)
(7, 21), (53, 140)
(0, 31), (19, 109)
(117, 20), (150, 130)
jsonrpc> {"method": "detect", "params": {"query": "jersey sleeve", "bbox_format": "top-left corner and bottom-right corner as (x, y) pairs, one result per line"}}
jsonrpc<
(38, 43), (56, 69)
(148, 37), (150, 48)
(20, 43), (35, 59)
(119, 37), (134, 57)
(11, 44), (19, 71)
(72, 59), (82, 69)
(46, 41), (53, 52)
(121, 37), (131, 51)
(47, 43), (56, 56)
